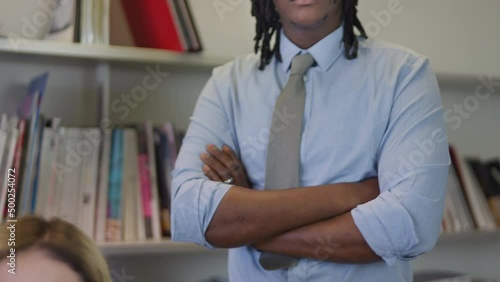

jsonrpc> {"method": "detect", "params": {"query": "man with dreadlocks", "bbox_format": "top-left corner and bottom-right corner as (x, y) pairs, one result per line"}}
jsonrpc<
(171, 0), (450, 281)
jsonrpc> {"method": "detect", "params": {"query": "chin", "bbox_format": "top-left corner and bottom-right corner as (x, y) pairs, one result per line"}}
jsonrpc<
(291, 14), (328, 29)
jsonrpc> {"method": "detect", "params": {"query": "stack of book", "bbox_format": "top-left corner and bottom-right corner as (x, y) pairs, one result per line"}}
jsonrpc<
(1, 0), (202, 51)
(120, 0), (202, 52)
(0, 73), (181, 242)
(443, 146), (500, 233)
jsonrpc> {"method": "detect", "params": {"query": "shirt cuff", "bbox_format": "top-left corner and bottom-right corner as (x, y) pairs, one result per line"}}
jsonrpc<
(351, 192), (420, 266)
(171, 179), (233, 249)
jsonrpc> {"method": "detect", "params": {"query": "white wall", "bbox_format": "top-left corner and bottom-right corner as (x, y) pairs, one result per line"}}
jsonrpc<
(438, 76), (500, 159)
(189, 0), (500, 77)
(187, 0), (255, 58)
(356, 0), (500, 76)
(0, 53), (98, 127)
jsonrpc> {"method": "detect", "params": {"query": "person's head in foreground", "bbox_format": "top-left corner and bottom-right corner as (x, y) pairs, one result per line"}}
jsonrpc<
(0, 215), (111, 282)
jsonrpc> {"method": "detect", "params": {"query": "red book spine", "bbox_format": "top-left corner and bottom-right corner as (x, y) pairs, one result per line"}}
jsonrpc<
(120, 0), (184, 52)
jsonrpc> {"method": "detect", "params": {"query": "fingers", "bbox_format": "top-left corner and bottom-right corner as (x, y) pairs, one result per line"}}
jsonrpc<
(201, 144), (251, 188)
(222, 145), (249, 181)
(206, 144), (242, 176)
(207, 144), (234, 166)
(222, 145), (243, 172)
(202, 164), (222, 182)
(200, 152), (233, 181)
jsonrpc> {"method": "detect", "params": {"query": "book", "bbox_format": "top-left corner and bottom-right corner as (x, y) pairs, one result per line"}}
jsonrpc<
(489, 161), (500, 226)
(175, 0), (202, 51)
(79, 0), (94, 43)
(79, 0), (110, 44)
(1, 103), (185, 242)
(106, 129), (124, 242)
(92, 0), (110, 44)
(167, 0), (188, 51)
(34, 127), (53, 217)
(468, 159), (500, 198)
(11, 119), (26, 216)
(468, 159), (500, 227)
(164, 123), (178, 172)
(146, 121), (162, 240)
(18, 72), (49, 216)
(95, 129), (111, 242)
(58, 128), (82, 227)
(456, 154), (497, 230)
(44, 118), (62, 219)
(78, 128), (101, 238)
(137, 125), (153, 239)
(154, 128), (171, 236)
(29, 116), (46, 213)
(49, 127), (67, 219)
(74, 0), (82, 42)
(120, 0), (184, 51)
(443, 158), (475, 233)
(122, 128), (140, 242)
(0, 118), (19, 222)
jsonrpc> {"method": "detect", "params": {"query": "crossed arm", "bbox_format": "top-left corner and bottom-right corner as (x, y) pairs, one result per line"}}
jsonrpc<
(201, 145), (381, 263)
(172, 58), (450, 265)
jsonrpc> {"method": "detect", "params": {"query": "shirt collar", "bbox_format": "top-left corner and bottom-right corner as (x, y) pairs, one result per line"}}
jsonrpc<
(279, 24), (344, 73)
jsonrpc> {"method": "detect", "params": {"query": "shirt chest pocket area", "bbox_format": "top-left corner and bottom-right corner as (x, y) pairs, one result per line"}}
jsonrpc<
(300, 101), (387, 182)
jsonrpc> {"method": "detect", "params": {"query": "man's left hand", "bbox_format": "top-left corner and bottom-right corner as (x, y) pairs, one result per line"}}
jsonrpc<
(200, 144), (251, 188)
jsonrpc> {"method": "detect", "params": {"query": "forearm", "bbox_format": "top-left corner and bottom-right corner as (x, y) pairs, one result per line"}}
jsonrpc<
(205, 180), (378, 248)
(254, 212), (381, 264)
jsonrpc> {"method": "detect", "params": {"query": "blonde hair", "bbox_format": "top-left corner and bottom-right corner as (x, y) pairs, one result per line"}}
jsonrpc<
(0, 215), (111, 282)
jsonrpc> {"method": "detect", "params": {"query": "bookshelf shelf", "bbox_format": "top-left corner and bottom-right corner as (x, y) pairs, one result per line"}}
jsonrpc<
(0, 38), (230, 67)
(97, 230), (500, 256)
(98, 240), (224, 256)
(438, 229), (500, 245)
(97, 229), (500, 256)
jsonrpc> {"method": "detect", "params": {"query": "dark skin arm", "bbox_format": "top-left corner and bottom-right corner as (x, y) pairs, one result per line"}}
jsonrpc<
(201, 144), (380, 263)
(253, 212), (381, 264)
(205, 181), (378, 248)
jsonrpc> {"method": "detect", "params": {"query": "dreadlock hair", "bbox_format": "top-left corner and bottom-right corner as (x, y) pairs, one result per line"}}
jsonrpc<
(251, 0), (368, 70)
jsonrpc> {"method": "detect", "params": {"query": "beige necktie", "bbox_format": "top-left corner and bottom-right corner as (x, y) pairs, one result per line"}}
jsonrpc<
(260, 53), (315, 270)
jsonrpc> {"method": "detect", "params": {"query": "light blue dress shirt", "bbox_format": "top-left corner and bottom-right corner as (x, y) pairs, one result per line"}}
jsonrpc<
(171, 25), (450, 282)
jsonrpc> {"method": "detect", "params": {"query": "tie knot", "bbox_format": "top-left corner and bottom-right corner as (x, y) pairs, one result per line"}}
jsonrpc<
(290, 53), (315, 75)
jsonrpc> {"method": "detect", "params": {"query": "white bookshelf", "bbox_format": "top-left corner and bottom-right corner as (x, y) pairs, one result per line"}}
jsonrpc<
(97, 230), (500, 256)
(98, 240), (225, 256)
(0, 38), (230, 67)
(438, 229), (500, 245)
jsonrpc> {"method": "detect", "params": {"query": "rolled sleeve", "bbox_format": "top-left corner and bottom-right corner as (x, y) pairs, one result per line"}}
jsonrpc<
(171, 177), (232, 248)
(352, 56), (450, 265)
(171, 72), (236, 248)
